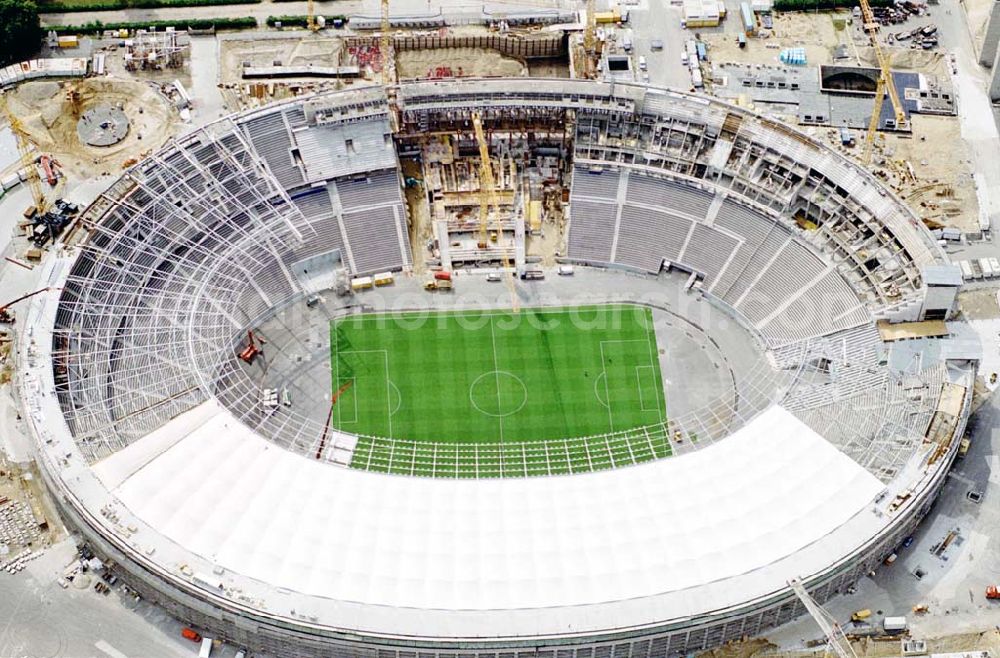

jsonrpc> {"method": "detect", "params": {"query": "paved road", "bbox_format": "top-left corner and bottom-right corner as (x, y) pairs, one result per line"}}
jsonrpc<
(38, 0), (570, 26)
(768, 386), (1000, 647)
(0, 539), (249, 658)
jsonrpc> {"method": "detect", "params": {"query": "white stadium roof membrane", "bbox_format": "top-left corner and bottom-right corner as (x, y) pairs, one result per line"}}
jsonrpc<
(91, 400), (884, 636)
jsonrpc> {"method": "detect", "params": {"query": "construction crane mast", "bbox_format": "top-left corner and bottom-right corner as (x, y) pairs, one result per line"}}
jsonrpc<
(472, 112), (519, 312)
(381, 0), (394, 85)
(859, 0), (908, 163)
(789, 579), (861, 658)
(0, 95), (47, 216)
(307, 0), (318, 31)
(584, 0), (597, 55)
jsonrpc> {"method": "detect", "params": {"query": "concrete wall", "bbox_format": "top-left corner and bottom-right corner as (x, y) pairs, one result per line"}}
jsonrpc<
(981, 1), (1000, 67)
(345, 33), (566, 60)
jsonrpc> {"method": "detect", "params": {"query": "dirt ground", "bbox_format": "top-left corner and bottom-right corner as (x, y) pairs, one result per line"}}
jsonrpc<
(810, 113), (977, 232)
(959, 288), (1000, 320)
(0, 459), (66, 555)
(402, 158), (433, 274)
(704, 11), (852, 68)
(963, 0), (993, 56)
(6, 77), (180, 178)
(219, 34), (346, 86)
(879, 115), (978, 232)
(396, 47), (527, 80)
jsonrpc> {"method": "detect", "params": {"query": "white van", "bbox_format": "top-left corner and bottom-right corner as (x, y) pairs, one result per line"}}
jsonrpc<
(558, 265), (575, 276)
(638, 55), (647, 70)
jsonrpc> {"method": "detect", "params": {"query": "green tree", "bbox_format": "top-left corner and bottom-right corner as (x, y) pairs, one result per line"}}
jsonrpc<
(0, 0), (42, 66)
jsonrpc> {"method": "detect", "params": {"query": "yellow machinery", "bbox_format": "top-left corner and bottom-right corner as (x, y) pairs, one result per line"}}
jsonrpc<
(381, 0), (393, 85)
(859, 0), (907, 163)
(0, 95), (47, 216)
(471, 111), (519, 312)
(582, 0), (597, 77)
(307, 0), (318, 31)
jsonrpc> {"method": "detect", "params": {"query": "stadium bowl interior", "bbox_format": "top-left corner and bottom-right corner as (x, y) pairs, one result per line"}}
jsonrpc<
(17, 78), (976, 658)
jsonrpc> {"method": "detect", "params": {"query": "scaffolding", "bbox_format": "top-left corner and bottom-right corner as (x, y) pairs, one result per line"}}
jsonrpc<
(124, 29), (187, 71)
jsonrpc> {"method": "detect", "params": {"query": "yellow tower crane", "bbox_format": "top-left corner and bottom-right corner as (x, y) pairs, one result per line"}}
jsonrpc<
(381, 0), (394, 85)
(307, 0), (318, 31)
(859, 0), (907, 164)
(0, 95), (47, 216)
(582, 0), (597, 77)
(472, 111), (519, 313)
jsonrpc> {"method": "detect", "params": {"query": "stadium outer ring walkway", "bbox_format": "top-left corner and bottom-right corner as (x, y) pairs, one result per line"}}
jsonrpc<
(15, 79), (975, 658)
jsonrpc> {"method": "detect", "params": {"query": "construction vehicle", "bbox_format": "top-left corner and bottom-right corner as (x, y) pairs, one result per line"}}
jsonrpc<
(471, 111), (519, 312)
(850, 609), (872, 623)
(0, 287), (56, 324)
(181, 628), (202, 642)
(1, 94), (49, 216)
(40, 155), (59, 186)
(424, 278), (453, 291)
(789, 579), (860, 658)
(911, 604), (929, 614)
(859, 0), (908, 164)
(987, 585), (1000, 600)
(238, 330), (263, 364)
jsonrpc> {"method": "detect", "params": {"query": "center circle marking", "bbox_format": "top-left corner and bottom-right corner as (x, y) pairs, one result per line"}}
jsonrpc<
(469, 371), (528, 418)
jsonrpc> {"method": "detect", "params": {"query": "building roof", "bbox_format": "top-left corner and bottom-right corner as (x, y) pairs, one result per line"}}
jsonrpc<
(86, 401), (887, 636)
(922, 264), (964, 287)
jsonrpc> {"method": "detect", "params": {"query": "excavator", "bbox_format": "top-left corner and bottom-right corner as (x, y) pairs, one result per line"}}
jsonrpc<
(0, 287), (57, 324)
(238, 330), (265, 364)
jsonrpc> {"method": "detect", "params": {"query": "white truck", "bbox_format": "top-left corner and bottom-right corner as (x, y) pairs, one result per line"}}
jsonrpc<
(883, 616), (908, 633)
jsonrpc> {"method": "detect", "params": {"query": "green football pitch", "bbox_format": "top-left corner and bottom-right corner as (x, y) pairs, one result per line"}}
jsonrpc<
(331, 304), (670, 477)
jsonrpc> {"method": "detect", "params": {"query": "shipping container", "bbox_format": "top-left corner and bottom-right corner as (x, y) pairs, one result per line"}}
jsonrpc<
(883, 616), (907, 633)
(373, 272), (394, 286)
(434, 270), (452, 281)
(351, 276), (373, 290)
(959, 260), (973, 281)
(199, 638), (213, 658)
(740, 2), (755, 34)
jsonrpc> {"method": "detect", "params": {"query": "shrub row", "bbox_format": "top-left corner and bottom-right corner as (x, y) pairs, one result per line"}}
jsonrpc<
(40, 0), (258, 13)
(49, 15), (257, 33)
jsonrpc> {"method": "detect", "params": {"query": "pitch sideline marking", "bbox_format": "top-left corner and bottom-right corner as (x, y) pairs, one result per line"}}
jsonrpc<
(644, 309), (666, 423)
(489, 316), (504, 442)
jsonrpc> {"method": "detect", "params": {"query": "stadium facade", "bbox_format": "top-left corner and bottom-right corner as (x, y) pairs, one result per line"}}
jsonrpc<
(15, 78), (977, 658)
